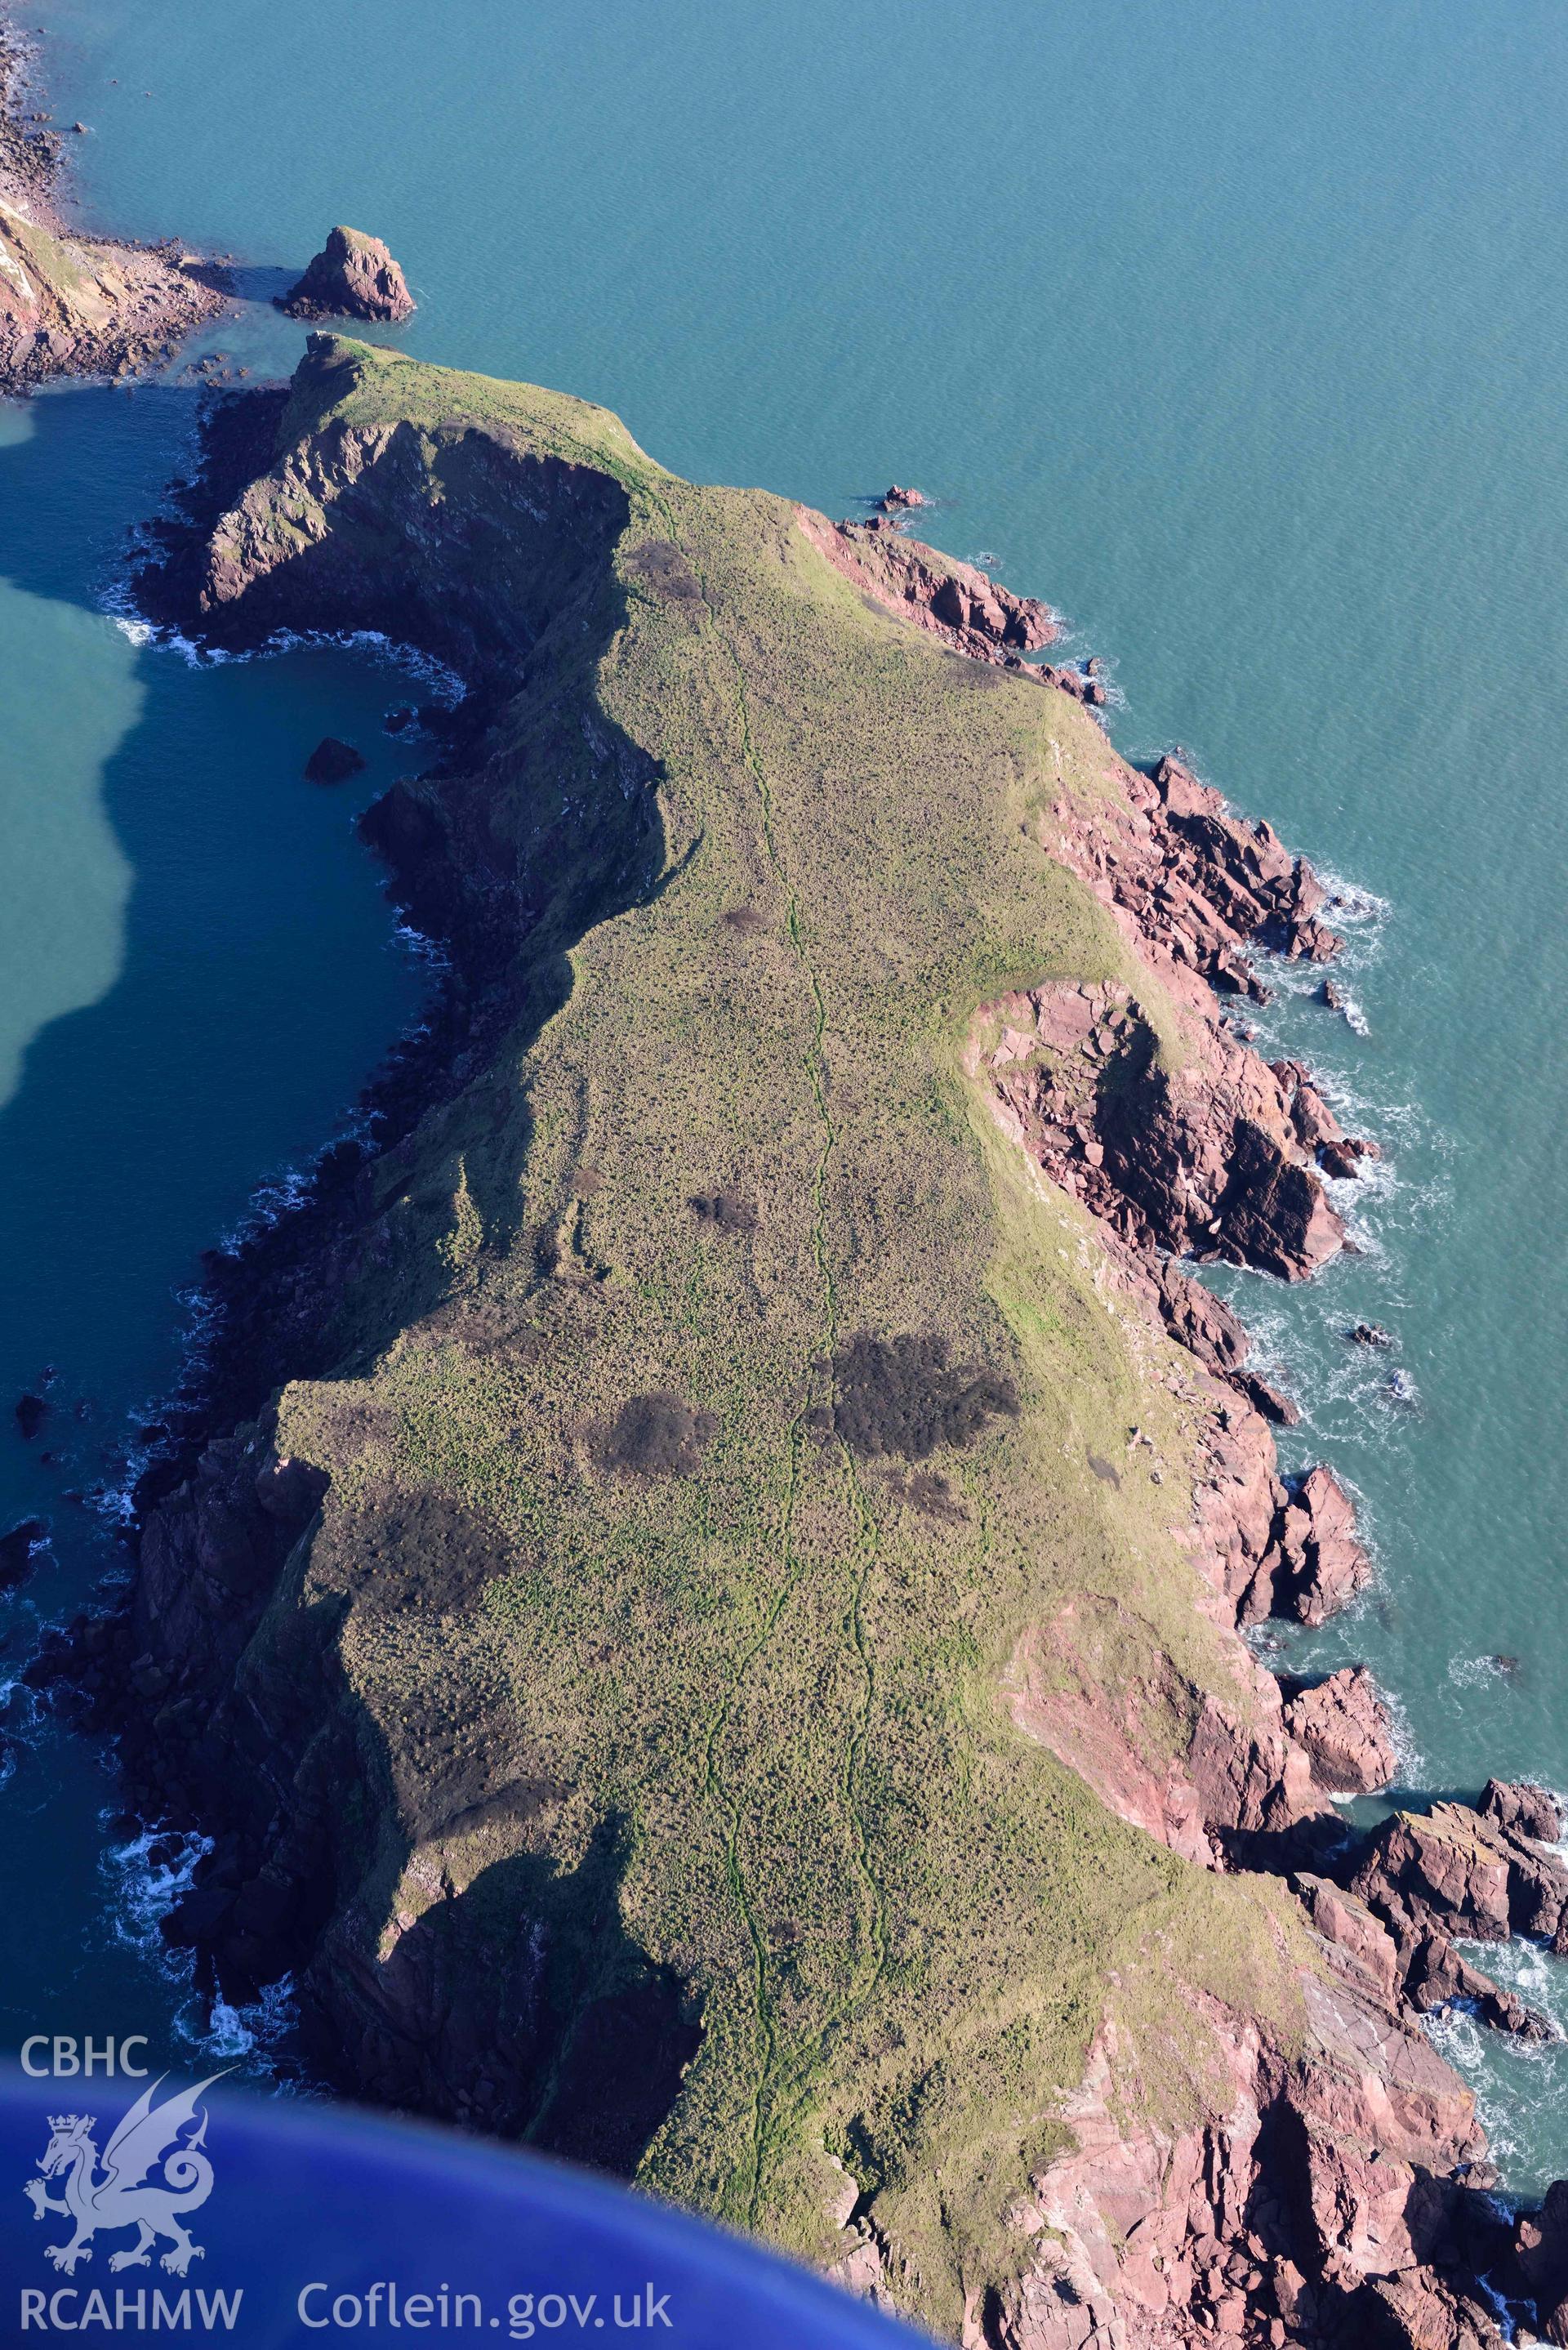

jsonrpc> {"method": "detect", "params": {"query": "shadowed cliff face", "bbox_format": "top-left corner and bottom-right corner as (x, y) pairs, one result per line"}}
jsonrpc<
(194, 362), (635, 685)
(75, 337), (1537, 2347)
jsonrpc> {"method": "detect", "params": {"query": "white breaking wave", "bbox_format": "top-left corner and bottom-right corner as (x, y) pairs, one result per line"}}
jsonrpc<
(1316, 870), (1392, 928)
(106, 595), (469, 707)
(100, 1814), (300, 2071)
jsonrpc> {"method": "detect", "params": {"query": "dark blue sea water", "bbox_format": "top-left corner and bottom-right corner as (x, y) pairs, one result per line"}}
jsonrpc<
(7, 0), (1566, 2184)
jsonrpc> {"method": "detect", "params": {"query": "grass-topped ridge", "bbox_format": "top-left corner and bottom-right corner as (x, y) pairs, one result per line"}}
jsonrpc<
(154, 339), (1322, 2332)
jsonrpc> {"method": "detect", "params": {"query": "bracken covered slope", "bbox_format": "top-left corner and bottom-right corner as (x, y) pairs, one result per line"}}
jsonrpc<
(101, 339), (1551, 2348)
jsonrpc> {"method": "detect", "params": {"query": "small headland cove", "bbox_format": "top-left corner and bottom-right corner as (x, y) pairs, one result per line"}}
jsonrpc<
(3, 8), (1566, 2349)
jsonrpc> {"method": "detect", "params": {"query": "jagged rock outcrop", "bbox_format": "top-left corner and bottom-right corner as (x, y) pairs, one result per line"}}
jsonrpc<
(953, 1966), (1503, 2349)
(1354, 1800), (1568, 1949)
(0, 25), (224, 390)
(1274, 1057), (1383, 1182)
(304, 734), (366, 784)
(797, 505), (1058, 664)
(1242, 1465), (1375, 1630)
(1047, 753), (1342, 1010)
(1325, 1796), (1568, 2046)
(1283, 1668), (1396, 1795)
(984, 978), (1355, 1281)
(278, 225), (415, 322)
(1508, 2181), (1568, 2344)
(1008, 1609), (1332, 1876)
(1479, 1777), (1561, 1843)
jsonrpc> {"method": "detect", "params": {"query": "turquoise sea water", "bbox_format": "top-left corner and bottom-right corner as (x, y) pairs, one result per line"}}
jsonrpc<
(7, 0), (1567, 2185)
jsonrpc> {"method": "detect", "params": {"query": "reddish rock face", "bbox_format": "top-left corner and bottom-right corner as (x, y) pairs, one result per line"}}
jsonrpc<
(1354, 1799), (1568, 1947)
(279, 225), (415, 323)
(1283, 1668), (1396, 1795)
(1480, 1777), (1562, 1843)
(0, 28), (225, 392)
(951, 1969), (1504, 2350)
(984, 979), (1349, 1284)
(797, 506), (1058, 664)
(1252, 1465), (1374, 1629)
(1509, 2179), (1568, 2344)
(1049, 753), (1345, 1001)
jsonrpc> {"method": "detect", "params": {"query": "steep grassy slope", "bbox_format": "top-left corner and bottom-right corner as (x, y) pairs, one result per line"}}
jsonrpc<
(139, 342), (1328, 2325)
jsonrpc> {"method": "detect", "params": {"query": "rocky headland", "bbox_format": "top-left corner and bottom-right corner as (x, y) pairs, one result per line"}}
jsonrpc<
(31, 333), (1568, 2348)
(0, 19), (225, 392)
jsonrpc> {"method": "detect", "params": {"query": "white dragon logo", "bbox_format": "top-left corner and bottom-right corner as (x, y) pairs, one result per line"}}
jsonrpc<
(23, 2073), (227, 2276)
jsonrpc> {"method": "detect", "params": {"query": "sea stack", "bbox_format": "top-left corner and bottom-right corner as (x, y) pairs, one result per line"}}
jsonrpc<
(304, 735), (366, 785)
(278, 226), (414, 323)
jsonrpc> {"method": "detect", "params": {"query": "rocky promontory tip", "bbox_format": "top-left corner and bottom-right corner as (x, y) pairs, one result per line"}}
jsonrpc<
(0, 21), (225, 392)
(278, 226), (414, 323)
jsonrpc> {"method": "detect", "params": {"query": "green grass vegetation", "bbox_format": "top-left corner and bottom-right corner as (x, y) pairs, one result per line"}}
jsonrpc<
(244, 341), (1309, 2328)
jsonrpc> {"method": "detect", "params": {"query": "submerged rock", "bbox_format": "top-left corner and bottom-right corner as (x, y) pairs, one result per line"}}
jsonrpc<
(278, 225), (415, 323)
(304, 736), (366, 786)
(13, 1392), (46, 1439)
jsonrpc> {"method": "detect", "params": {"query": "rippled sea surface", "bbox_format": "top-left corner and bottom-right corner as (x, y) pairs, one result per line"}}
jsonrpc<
(7, 0), (1566, 2182)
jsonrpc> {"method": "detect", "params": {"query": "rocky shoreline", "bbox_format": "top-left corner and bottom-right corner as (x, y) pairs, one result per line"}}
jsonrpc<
(0, 16), (226, 392)
(20, 343), (1568, 2348)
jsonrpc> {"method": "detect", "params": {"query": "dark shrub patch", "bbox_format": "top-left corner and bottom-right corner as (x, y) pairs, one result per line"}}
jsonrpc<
(904, 1470), (968, 1523)
(722, 905), (766, 934)
(626, 539), (702, 600)
(314, 1489), (506, 1618)
(424, 1294), (544, 1364)
(595, 1392), (716, 1478)
(688, 1190), (757, 1235)
(817, 1333), (1018, 1460)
